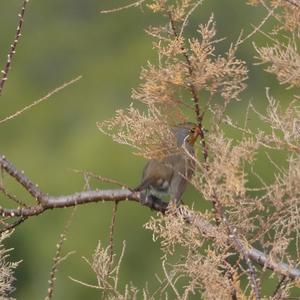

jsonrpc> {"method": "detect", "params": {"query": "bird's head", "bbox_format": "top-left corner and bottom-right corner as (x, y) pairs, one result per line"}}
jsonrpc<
(172, 122), (200, 147)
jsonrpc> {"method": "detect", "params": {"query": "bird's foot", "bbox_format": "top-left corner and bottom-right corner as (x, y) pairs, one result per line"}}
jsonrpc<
(139, 193), (168, 212)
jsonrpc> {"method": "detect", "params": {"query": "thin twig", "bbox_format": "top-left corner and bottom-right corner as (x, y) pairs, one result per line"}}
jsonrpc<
(45, 208), (76, 300)
(108, 202), (118, 271)
(71, 169), (129, 189)
(0, 216), (27, 233)
(0, 76), (82, 124)
(0, 186), (27, 207)
(114, 241), (126, 291)
(162, 260), (181, 300)
(69, 276), (102, 289)
(102, 202), (119, 300)
(0, 0), (30, 95)
(100, 0), (146, 14)
(272, 276), (288, 299)
(237, 7), (275, 46)
(179, 0), (204, 37)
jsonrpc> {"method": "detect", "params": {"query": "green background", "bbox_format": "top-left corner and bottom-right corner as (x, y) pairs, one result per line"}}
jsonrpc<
(0, 0), (296, 299)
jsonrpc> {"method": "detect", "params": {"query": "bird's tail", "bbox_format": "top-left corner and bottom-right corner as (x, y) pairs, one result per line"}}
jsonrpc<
(133, 178), (151, 192)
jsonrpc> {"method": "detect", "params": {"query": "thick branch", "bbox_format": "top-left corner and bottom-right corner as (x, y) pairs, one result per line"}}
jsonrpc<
(0, 154), (299, 281)
(248, 248), (300, 280)
(0, 189), (167, 218)
(0, 155), (46, 203)
(189, 210), (300, 280)
(210, 194), (261, 298)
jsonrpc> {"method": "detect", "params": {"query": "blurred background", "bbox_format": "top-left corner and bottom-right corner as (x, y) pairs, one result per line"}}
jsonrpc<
(0, 0), (296, 298)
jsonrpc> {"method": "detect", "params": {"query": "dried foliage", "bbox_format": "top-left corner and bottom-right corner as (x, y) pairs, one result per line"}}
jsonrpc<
(98, 105), (179, 159)
(252, 90), (300, 152)
(0, 231), (21, 299)
(1, 0), (300, 299)
(144, 206), (237, 299)
(96, 0), (300, 298)
(251, 0), (300, 87)
(248, 0), (300, 36)
(254, 40), (300, 88)
(135, 14), (248, 105)
(70, 241), (140, 300)
(99, 7), (248, 160)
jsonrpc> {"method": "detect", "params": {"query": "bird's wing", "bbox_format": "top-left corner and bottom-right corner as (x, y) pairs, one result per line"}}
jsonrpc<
(135, 159), (173, 191)
(168, 152), (195, 204)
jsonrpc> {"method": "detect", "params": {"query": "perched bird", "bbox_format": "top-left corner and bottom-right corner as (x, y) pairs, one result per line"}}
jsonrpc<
(135, 123), (198, 206)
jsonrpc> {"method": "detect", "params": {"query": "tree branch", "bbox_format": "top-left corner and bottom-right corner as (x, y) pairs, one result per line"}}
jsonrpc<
(168, 11), (208, 162)
(0, 154), (299, 282)
(0, 0), (30, 95)
(0, 155), (46, 203)
(285, 0), (300, 8)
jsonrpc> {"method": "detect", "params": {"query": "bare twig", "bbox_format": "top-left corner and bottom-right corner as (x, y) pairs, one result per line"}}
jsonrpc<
(162, 260), (181, 300)
(108, 202), (118, 271)
(0, 76), (82, 124)
(272, 276), (288, 299)
(0, 0), (30, 95)
(0, 216), (27, 233)
(100, 0), (146, 14)
(45, 209), (76, 300)
(179, 0), (204, 37)
(69, 276), (101, 290)
(0, 186), (27, 207)
(71, 169), (129, 189)
(237, 7), (275, 46)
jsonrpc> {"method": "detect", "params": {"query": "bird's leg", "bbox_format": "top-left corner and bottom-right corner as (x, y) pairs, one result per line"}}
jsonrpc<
(170, 197), (182, 207)
(139, 191), (165, 209)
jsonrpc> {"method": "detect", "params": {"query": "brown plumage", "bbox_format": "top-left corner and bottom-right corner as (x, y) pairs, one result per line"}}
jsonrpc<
(135, 123), (197, 205)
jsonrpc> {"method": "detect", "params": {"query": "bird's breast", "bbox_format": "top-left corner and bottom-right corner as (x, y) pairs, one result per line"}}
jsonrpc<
(151, 178), (170, 194)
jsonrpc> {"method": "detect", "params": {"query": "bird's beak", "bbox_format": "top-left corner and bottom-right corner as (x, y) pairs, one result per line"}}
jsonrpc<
(188, 126), (201, 145)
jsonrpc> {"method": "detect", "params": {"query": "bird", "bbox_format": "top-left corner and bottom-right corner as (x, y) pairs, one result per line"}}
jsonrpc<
(135, 122), (198, 206)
